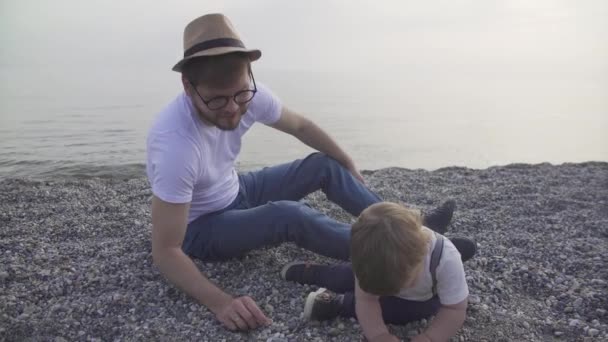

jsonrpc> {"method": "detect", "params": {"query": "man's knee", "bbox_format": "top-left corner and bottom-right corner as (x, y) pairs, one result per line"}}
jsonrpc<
(266, 200), (316, 239)
(304, 152), (341, 171)
(268, 200), (311, 219)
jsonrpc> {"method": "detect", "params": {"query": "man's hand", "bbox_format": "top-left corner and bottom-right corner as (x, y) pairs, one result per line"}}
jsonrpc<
(270, 108), (364, 184)
(213, 295), (271, 331)
(345, 162), (365, 184)
(151, 197), (271, 332)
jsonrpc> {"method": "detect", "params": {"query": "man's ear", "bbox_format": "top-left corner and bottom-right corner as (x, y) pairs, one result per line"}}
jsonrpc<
(181, 74), (192, 96)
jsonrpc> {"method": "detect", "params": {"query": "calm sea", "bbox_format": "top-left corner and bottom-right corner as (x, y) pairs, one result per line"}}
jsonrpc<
(0, 65), (606, 179)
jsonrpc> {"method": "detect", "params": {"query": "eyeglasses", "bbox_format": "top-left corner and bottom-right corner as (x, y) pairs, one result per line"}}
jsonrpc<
(189, 70), (257, 110)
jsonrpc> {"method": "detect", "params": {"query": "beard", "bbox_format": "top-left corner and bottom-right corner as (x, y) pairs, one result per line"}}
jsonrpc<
(198, 107), (246, 131)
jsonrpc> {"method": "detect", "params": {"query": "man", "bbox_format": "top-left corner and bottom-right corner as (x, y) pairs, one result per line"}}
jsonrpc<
(146, 13), (454, 332)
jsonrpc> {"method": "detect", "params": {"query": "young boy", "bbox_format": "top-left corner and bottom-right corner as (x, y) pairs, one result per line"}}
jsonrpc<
(282, 202), (476, 342)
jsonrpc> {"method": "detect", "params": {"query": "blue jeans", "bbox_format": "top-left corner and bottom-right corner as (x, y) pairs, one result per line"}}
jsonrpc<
(182, 153), (382, 261)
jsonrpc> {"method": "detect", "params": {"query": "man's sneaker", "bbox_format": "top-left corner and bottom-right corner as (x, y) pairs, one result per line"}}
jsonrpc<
(303, 288), (343, 321)
(449, 237), (477, 262)
(423, 199), (456, 234)
(281, 261), (321, 284)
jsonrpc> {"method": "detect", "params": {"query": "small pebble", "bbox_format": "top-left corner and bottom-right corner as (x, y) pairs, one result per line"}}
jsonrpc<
(407, 330), (419, 337)
(266, 338), (288, 342)
(469, 295), (481, 304)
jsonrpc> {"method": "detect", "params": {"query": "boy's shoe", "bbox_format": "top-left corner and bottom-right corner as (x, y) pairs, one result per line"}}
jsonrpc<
(449, 237), (477, 262)
(303, 288), (343, 321)
(281, 261), (321, 284)
(423, 199), (456, 234)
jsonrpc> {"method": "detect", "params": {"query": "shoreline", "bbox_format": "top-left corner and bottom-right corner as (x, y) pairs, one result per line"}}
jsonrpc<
(2, 160), (607, 182)
(1, 162), (607, 341)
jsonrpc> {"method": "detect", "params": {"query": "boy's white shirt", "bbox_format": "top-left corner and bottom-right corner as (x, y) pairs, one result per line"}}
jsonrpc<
(395, 226), (469, 305)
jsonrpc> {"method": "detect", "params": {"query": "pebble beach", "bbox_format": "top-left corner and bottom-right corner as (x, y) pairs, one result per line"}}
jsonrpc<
(1, 162), (607, 341)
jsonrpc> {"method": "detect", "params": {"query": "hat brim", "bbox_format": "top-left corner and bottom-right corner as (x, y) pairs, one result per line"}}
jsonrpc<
(172, 47), (261, 72)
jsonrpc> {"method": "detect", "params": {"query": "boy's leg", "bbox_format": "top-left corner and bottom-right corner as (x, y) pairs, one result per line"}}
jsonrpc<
(286, 264), (441, 323)
(302, 289), (440, 324)
(238, 152), (381, 216)
(183, 200), (351, 261)
(340, 293), (441, 324)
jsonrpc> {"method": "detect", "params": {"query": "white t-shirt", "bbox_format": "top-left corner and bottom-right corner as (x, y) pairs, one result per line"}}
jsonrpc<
(396, 227), (469, 305)
(146, 83), (282, 223)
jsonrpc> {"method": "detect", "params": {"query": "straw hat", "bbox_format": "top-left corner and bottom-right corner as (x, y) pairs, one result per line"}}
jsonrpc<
(172, 13), (261, 72)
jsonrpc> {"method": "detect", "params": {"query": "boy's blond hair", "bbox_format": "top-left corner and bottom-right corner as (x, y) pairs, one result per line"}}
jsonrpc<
(351, 202), (428, 296)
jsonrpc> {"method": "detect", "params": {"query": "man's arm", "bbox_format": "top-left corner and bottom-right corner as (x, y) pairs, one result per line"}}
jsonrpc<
(269, 107), (364, 182)
(412, 299), (468, 342)
(355, 280), (400, 342)
(151, 196), (270, 330)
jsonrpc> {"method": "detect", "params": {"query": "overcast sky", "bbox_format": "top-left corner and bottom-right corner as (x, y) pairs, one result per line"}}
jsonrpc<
(1, 0), (607, 75)
(0, 0), (606, 172)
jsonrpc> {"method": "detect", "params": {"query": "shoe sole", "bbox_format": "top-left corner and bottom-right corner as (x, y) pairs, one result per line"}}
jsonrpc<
(303, 288), (326, 320)
(280, 261), (305, 280)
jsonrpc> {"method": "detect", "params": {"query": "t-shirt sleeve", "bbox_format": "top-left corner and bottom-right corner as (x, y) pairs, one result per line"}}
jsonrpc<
(146, 133), (199, 203)
(436, 240), (469, 305)
(249, 82), (282, 125)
